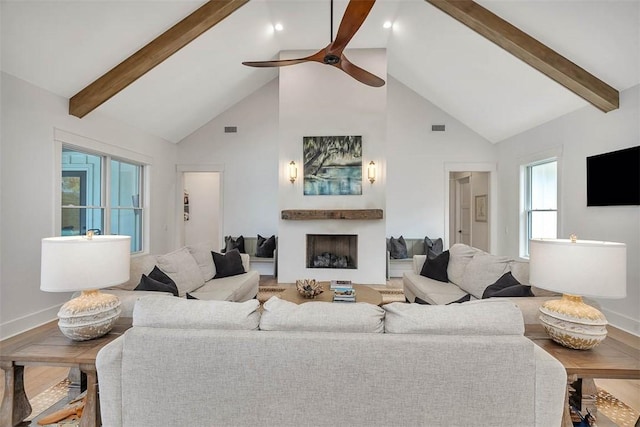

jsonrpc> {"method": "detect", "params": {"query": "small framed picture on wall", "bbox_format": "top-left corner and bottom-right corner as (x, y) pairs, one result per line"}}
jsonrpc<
(475, 195), (487, 222)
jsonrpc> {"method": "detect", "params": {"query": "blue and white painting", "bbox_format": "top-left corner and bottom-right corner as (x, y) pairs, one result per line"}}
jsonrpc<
(303, 136), (362, 196)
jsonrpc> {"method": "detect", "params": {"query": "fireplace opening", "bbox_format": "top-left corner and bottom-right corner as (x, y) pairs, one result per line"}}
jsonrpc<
(306, 234), (357, 269)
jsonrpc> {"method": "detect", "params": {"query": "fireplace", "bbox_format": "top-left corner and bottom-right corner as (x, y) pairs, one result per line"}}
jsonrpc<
(306, 234), (357, 269)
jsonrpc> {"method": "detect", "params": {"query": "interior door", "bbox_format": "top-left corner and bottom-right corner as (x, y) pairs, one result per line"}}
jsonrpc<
(456, 177), (471, 245)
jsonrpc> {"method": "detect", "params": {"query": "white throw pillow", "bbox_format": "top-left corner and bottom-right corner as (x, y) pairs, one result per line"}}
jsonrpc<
(133, 295), (260, 330)
(112, 254), (156, 291)
(459, 253), (511, 299)
(259, 297), (385, 333)
(447, 244), (480, 286)
(156, 247), (205, 296)
(187, 242), (217, 281)
(383, 300), (524, 335)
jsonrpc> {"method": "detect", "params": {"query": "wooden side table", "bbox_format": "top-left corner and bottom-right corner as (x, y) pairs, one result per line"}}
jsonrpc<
(525, 324), (640, 427)
(0, 317), (131, 427)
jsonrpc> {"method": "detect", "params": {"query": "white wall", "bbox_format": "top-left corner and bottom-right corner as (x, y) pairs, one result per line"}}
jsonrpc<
(177, 78), (280, 246)
(385, 77), (496, 242)
(0, 72), (177, 339)
(496, 84), (640, 335)
(278, 49), (387, 284)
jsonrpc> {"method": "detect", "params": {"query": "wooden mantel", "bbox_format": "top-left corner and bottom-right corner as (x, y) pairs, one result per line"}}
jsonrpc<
(281, 209), (383, 220)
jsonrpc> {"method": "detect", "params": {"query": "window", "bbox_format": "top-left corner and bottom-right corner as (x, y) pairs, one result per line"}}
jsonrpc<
(523, 159), (557, 257)
(61, 147), (144, 253)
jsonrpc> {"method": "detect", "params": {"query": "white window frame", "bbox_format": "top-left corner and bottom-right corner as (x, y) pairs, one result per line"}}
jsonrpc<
(54, 129), (152, 253)
(519, 148), (562, 259)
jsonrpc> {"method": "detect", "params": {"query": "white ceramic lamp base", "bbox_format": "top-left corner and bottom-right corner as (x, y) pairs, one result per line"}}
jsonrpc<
(57, 290), (121, 341)
(538, 294), (608, 350)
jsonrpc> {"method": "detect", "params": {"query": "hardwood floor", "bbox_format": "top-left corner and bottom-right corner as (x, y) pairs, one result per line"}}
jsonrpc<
(1, 276), (637, 420)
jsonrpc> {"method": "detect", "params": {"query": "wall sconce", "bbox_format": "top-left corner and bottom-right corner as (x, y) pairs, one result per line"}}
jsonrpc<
(367, 161), (376, 184)
(288, 161), (297, 183)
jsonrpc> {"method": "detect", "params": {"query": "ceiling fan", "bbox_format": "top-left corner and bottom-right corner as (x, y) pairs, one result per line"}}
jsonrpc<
(242, 0), (385, 87)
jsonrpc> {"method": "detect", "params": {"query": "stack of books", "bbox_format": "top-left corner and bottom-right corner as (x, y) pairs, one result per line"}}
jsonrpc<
(331, 280), (356, 302)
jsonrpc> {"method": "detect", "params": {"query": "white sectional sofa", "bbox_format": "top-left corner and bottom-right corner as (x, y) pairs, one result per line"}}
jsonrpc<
(403, 243), (559, 324)
(102, 243), (259, 316)
(97, 295), (567, 427)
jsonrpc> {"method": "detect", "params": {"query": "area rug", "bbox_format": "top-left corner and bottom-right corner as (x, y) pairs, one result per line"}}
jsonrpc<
(25, 378), (80, 426)
(597, 386), (640, 427)
(257, 286), (405, 305)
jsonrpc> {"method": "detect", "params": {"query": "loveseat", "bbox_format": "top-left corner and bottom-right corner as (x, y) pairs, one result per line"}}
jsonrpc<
(403, 243), (559, 324)
(96, 295), (566, 426)
(101, 243), (259, 316)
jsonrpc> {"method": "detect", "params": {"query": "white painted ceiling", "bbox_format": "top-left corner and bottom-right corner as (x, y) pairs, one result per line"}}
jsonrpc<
(2, 0), (639, 143)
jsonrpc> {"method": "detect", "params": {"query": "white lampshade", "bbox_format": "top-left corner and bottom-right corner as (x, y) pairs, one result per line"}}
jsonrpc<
(529, 238), (626, 299)
(41, 235), (130, 292)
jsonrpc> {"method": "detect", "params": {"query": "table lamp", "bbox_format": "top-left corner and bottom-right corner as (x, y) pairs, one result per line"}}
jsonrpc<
(40, 233), (130, 341)
(529, 236), (626, 350)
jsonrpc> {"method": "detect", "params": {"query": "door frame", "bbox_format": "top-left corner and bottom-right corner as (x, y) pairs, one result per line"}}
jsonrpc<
(444, 163), (497, 253)
(175, 164), (224, 249)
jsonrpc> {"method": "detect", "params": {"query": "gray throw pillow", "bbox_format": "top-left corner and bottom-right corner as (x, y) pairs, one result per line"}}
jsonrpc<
(419, 250), (450, 282)
(482, 271), (534, 298)
(424, 236), (444, 259)
(222, 235), (245, 254)
(388, 236), (408, 259)
(255, 234), (276, 258)
(212, 249), (245, 278)
(134, 266), (179, 297)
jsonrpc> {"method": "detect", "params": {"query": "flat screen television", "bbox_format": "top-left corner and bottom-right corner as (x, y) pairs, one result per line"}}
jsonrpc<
(586, 145), (640, 206)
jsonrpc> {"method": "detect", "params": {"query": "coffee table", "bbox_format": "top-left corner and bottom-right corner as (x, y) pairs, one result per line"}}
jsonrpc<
(278, 282), (383, 305)
(0, 317), (131, 427)
(525, 324), (640, 427)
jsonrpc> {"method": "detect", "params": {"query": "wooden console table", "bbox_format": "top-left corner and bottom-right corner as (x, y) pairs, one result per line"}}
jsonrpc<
(525, 324), (640, 427)
(0, 317), (131, 427)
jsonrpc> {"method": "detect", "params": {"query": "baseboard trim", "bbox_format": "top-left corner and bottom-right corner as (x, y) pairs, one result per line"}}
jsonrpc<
(601, 307), (640, 339)
(0, 304), (61, 340)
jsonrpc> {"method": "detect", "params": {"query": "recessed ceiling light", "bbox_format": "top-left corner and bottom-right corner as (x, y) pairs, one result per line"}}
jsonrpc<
(274, 23), (284, 32)
(383, 21), (393, 29)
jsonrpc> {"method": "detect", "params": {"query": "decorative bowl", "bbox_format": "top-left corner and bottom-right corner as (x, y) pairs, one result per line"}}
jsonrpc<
(296, 279), (323, 299)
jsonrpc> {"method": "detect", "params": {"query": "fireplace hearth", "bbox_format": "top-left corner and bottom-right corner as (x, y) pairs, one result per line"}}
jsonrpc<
(306, 234), (357, 269)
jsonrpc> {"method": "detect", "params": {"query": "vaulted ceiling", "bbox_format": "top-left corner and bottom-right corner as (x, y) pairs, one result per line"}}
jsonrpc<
(2, 1), (638, 143)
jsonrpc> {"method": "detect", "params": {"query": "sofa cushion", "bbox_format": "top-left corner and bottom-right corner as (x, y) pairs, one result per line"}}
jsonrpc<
(483, 271), (534, 298)
(403, 270), (469, 305)
(383, 300), (524, 335)
(134, 266), (179, 297)
(388, 236), (408, 259)
(155, 247), (205, 297)
(255, 234), (276, 258)
(459, 253), (511, 299)
(190, 270), (259, 302)
(222, 235), (245, 253)
(212, 249), (245, 278)
(259, 297), (385, 333)
(132, 295), (260, 330)
(112, 254), (157, 291)
(447, 244), (480, 286)
(187, 242), (217, 281)
(419, 250), (449, 282)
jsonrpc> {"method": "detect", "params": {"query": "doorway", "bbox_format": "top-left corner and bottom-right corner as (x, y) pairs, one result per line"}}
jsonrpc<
(177, 167), (223, 249)
(445, 164), (495, 252)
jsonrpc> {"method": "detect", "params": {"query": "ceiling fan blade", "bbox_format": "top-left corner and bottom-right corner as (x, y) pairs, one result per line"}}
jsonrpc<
(329, 0), (376, 55)
(243, 50), (325, 68)
(338, 54), (385, 87)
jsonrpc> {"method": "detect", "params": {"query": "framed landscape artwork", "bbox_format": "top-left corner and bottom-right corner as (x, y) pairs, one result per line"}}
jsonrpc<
(303, 135), (362, 195)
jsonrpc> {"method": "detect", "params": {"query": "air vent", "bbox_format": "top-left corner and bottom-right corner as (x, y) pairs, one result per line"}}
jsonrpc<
(224, 126), (237, 133)
(431, 125), (446, 132)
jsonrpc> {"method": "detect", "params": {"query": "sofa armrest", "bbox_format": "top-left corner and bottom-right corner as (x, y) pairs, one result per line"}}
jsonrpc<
(533, 345), (567, 427)
(413, 255), (427, 274)
(96, 336), (125, 427)
(240, 253), (251, 271)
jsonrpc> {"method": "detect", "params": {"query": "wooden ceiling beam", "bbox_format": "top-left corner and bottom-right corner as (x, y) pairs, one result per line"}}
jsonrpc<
(425, 0), (619, 112)
(69, 0), (250, 118)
